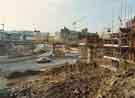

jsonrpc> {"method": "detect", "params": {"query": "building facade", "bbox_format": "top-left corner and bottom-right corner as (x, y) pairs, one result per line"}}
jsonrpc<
(79, 32), (101, 63)
(0, 30), (36, 56)
(56, 27), (79, 45)
(0, 31), (7, 40)
(6, 30), (35, 41)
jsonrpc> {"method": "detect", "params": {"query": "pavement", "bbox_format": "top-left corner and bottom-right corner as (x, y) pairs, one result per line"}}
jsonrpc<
(0, 56), (78, 75)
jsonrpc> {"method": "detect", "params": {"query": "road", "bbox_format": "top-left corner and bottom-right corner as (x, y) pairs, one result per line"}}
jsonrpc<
(0, 56), (78, 74)
(0, 56), (79, 89)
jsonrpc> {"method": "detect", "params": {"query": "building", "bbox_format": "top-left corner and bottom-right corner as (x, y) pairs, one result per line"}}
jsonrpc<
(86, 32), (100, 47)
(33, 32), (50, 44)
(127, 16), (135, 61)
(79, 32), (101, 63)
(0, 31), (8, 40)
(0, 30), (36, 41)
(0, 30), (36, 56)
(103, 33), (120, 66)
(6, 30), (36, 41)
(56, 27), (80, 45)
(0, 31), (9, 56)
(102, 16), (135, 66)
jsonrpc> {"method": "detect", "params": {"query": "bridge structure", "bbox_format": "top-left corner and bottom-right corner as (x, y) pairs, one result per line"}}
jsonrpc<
(0, 40), (35, 56)
(0, 40), (34, 45)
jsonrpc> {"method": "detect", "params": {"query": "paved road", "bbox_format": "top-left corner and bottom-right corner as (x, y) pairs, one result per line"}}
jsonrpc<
(0, 55), (79, 89)
(0, 57), (78, 74)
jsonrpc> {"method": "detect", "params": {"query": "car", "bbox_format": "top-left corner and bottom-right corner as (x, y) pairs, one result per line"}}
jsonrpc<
(36, 57), (51, 63)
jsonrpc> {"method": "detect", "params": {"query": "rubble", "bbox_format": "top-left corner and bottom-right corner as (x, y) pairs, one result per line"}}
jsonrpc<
(7, 63), (110, 98)
(100, 68), (135, 98)
(7, 63), (135, 98)
(6, 70), (42, 79)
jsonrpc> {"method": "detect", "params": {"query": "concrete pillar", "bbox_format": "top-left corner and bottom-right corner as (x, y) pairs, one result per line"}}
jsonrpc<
(131, 50), (134, 61)
(93, 47), (96, 58)
(134, 50), (135, 61)
(87, 47), (91, 63)
(129, 49), (132, 60)
(80, 45), (88, 63)
(87, 47), (95, 64)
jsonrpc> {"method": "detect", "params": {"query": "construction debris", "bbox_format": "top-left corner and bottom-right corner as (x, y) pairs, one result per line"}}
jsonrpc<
(100, 68), (135, 98)
(6, 70), (42, 79)
(7, 63), (135, 98)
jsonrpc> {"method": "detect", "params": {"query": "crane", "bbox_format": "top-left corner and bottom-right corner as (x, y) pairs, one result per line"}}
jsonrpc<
(72, 16), (87, 30)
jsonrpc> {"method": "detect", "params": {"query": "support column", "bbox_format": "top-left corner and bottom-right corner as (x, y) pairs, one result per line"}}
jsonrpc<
(80, 45), (88, 63)
(87, 47), (91, 63)
(87, 46), (94, 64)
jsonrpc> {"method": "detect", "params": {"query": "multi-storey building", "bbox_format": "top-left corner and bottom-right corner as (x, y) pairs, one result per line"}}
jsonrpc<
(0, 30), (36, 56)
(6, 30), (36, 41)
(56, 27), (80, 45)
(79, 32), (102, 63)
(103, 17), (135, 66)
(103, 33), (120, 67)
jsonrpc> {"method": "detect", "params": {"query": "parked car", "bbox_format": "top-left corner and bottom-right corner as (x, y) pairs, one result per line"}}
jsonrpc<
(36, 57), (51, 63)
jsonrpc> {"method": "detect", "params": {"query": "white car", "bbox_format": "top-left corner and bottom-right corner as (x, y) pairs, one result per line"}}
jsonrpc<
(36, 57), (51, 63)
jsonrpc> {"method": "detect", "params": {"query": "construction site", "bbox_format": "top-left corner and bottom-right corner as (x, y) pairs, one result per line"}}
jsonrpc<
(3, 16), (135, 98)
(1, 0), (135, 98)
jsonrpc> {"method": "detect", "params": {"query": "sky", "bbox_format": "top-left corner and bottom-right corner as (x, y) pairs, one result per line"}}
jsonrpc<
(0, 0), (135, 32)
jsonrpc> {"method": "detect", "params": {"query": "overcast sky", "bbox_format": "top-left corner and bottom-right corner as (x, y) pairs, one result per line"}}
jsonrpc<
(0, 0), (134, 32)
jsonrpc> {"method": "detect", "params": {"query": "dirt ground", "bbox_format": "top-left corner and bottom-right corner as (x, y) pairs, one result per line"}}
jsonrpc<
(7, 62), (135, 98)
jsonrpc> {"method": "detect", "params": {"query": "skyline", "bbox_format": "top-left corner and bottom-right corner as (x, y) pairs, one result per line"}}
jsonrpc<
(0, 0), (135, 32)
